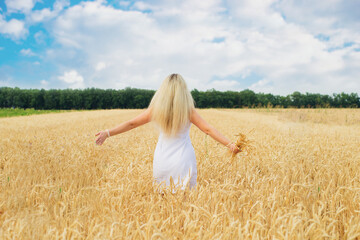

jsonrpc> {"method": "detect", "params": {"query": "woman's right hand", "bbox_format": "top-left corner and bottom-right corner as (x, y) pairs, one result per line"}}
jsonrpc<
(95, 131), (108, 145)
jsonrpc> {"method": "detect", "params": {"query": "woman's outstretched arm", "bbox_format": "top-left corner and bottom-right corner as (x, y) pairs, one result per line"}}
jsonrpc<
(190, 108), (239, 153)
(95, 107), (152, 145)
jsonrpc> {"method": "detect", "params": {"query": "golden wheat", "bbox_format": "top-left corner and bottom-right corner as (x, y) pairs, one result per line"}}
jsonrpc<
(1, 109), (360, 239)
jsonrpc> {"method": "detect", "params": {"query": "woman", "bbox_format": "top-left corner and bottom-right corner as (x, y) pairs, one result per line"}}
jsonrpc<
(95, 73), (239, 191)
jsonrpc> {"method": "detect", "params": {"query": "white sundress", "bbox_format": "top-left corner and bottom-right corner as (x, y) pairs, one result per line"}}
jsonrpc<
(153, 122), (197, 191)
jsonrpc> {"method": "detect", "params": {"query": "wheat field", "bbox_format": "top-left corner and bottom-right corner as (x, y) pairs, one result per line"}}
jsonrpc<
(1, 108), (360, 239)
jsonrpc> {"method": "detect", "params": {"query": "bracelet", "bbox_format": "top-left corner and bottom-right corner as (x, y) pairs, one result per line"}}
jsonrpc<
(226, 142), (233, 147)
(106, 129), (110, 137)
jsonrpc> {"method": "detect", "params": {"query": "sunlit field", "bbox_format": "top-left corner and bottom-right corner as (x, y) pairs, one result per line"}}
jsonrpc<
(1, 108), (360, 239)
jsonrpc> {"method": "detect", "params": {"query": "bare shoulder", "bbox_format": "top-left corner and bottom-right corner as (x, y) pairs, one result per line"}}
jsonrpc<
(143, 107), (152, 122)
(145, 106), (152, 117)
(190, 108), (212, 134)
(190, 108), (202, 123)
(190, 108), (196, 120)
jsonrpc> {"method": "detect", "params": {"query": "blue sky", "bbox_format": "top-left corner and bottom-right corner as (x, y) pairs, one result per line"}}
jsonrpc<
(0, 0), (359, 94)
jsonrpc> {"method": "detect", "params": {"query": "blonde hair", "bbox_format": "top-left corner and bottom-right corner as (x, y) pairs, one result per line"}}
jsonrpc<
(149, 73), (195, 137)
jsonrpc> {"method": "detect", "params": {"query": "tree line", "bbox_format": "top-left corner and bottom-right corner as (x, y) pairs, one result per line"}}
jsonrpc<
(0, 87), (359, 109)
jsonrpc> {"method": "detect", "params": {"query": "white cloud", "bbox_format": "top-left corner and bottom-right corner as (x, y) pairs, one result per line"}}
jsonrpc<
(0, 70), (13, 87)
(119, 1), (131, 7)
(58, 70), (85, 89)
(207, 80), (242, 91)
(34, 31), (46, 44)
(0, 0), (70, 42)
(40, 79), (48, 86)
(249, 79), (273, 93)
(20, 48), (35, 56)
(95, 62), (106, 71)
(47, 0), (245, 90)
(34, 0), (359, 94)
(28, 0), (70, 23)
(0, 14), (27, 39)
(5, 0), (37, 13)
(132, 1), (155, 11)
(29, 8), (54, 22)
(53, 0), (70, 12)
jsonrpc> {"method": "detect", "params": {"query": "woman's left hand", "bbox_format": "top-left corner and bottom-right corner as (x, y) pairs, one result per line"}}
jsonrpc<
(229, 143), (240, 154)
(95, 131), (108, 145)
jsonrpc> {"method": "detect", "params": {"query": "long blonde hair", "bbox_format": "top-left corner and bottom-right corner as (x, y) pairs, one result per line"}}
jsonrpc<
(149, 73), (195, 137)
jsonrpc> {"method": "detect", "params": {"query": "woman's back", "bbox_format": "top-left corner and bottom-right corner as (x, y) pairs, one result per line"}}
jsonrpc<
(153, 121), (197, 191)
(95, 73), (239, 193)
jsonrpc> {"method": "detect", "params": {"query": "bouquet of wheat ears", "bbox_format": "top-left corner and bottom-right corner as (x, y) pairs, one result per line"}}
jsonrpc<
(229, 130), (254, 159)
